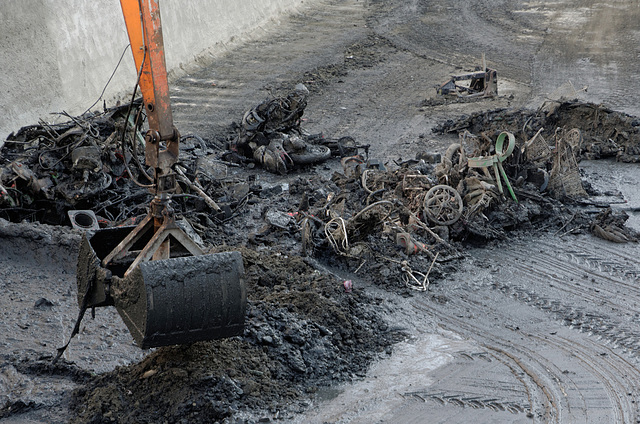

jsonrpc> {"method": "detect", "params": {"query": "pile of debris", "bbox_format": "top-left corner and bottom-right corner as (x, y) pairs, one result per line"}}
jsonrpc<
(434, 100), (640, 163)
(1, 98), (637, 288)
(2, 94), (639, 423)
(225, 84), (366, 174)
(0, 101), (161, 226)
(279, 117), (638, 293)
(0, 86), (365, 229)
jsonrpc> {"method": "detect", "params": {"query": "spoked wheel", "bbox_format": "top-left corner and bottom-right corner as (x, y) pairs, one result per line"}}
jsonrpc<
(423, 184), (463, 226)
(565, 128), (583, 151)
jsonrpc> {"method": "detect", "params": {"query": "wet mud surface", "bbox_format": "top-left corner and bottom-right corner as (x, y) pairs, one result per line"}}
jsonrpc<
(3, 0), (640, 423)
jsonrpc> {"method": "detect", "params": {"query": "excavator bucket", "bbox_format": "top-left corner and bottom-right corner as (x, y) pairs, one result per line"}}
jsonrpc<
(77, 226), (246, 348)
(62, 0), (246, 353)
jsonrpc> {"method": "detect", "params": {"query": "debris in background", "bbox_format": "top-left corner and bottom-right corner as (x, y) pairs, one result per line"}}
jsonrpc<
(437, 56), (498, 98)
(433, 100), (640, 163)
(591, 208), (638, 243)
(2, 97), (637, 299)
(467, 131), (517, 202)
(548, 128), (587, 200)
(227, 84), (367, 174)
(0, 102), (250, 229)
(0, 102), (150, 224)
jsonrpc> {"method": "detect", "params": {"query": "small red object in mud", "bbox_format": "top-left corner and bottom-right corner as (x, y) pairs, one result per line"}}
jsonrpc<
(343, 280), (353, 293)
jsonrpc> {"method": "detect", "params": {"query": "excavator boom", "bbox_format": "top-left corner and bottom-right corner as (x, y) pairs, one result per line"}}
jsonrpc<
(120, 0), (174, 140)
(68, 0), (246, 350)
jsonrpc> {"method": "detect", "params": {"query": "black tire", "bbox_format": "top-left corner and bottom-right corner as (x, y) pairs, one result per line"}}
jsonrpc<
(288, 144), (332, 164)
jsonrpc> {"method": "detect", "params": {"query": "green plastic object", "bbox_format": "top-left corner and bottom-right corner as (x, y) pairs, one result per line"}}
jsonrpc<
(467, 131), (518, 202)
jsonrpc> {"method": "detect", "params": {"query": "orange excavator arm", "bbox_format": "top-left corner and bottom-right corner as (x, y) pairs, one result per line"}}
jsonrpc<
(57, 1), (246, 354)
(120, 0), (179, 188)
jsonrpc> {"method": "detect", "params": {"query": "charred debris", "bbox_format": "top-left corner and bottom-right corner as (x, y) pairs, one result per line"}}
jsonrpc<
(3, 88), (640, 423)
(1, 90), (639, 291)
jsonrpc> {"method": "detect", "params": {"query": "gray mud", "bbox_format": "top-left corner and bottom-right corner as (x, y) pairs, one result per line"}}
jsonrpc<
(3, 0), (640, 423)
(298, 158), (640, 424)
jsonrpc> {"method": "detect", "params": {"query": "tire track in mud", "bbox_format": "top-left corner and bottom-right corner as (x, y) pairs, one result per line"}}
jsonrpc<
(415, 233), (640, 423)
(478, 236), (640, 357)
(412, 298), (557, 422)
(368, 0), (544, 83)
(414, 296), (639, 423)
(530, 334), (640, 423)
(562, 237), (640, 282)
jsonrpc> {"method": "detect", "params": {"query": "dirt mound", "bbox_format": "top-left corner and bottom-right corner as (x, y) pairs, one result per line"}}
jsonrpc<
(433, 100), (640, 162)
(68, 247), (400, 423)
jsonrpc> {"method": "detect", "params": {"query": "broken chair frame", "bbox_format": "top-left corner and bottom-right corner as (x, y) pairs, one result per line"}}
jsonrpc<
(437, 66), (498, 98)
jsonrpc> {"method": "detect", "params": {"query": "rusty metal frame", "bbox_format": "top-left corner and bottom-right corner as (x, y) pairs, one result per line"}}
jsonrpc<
(437, 58), (498, 98)
(100, 207), (204, 278)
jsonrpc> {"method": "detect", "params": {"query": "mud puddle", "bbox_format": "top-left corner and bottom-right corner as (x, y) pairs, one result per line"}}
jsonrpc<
(291, 332), (470, 424)
(530, 1), (640, 117)
(581, 159), (640, 230)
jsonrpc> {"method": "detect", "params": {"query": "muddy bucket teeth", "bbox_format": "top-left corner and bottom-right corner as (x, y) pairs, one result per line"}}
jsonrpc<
(112, 252), (246, 349)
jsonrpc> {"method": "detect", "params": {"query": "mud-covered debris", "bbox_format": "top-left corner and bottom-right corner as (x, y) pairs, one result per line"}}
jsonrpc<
(292, 119), (640, 294)
(591, 208), (639, 243)
(265, 209), (295, 229)
(548, 128), (587, 200)
(437, 61), (498, 99)
(0, 103), (151, 225)
(433, 100), (640, 163)
(0, 103), (255, 231)
(34, 297), (55, 308)
(226, 84), (368, 174)
(4, 92), (640, 424)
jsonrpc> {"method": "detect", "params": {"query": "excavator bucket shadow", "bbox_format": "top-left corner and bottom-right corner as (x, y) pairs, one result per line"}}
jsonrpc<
(77, 226), (246, 349)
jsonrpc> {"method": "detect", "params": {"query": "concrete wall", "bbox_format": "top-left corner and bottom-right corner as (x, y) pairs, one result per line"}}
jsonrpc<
(0, 0), (313, 141)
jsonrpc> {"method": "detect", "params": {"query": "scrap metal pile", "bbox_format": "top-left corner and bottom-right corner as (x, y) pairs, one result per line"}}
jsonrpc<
(225, 84), (366, 174)
(0, 97), (637, 293)
(0, 86), (365, 234)
(434, 100), (640, 163)
(0, 103), (153, 225)
(0, 102), (254, 229)
(293, 123), (638, 291)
